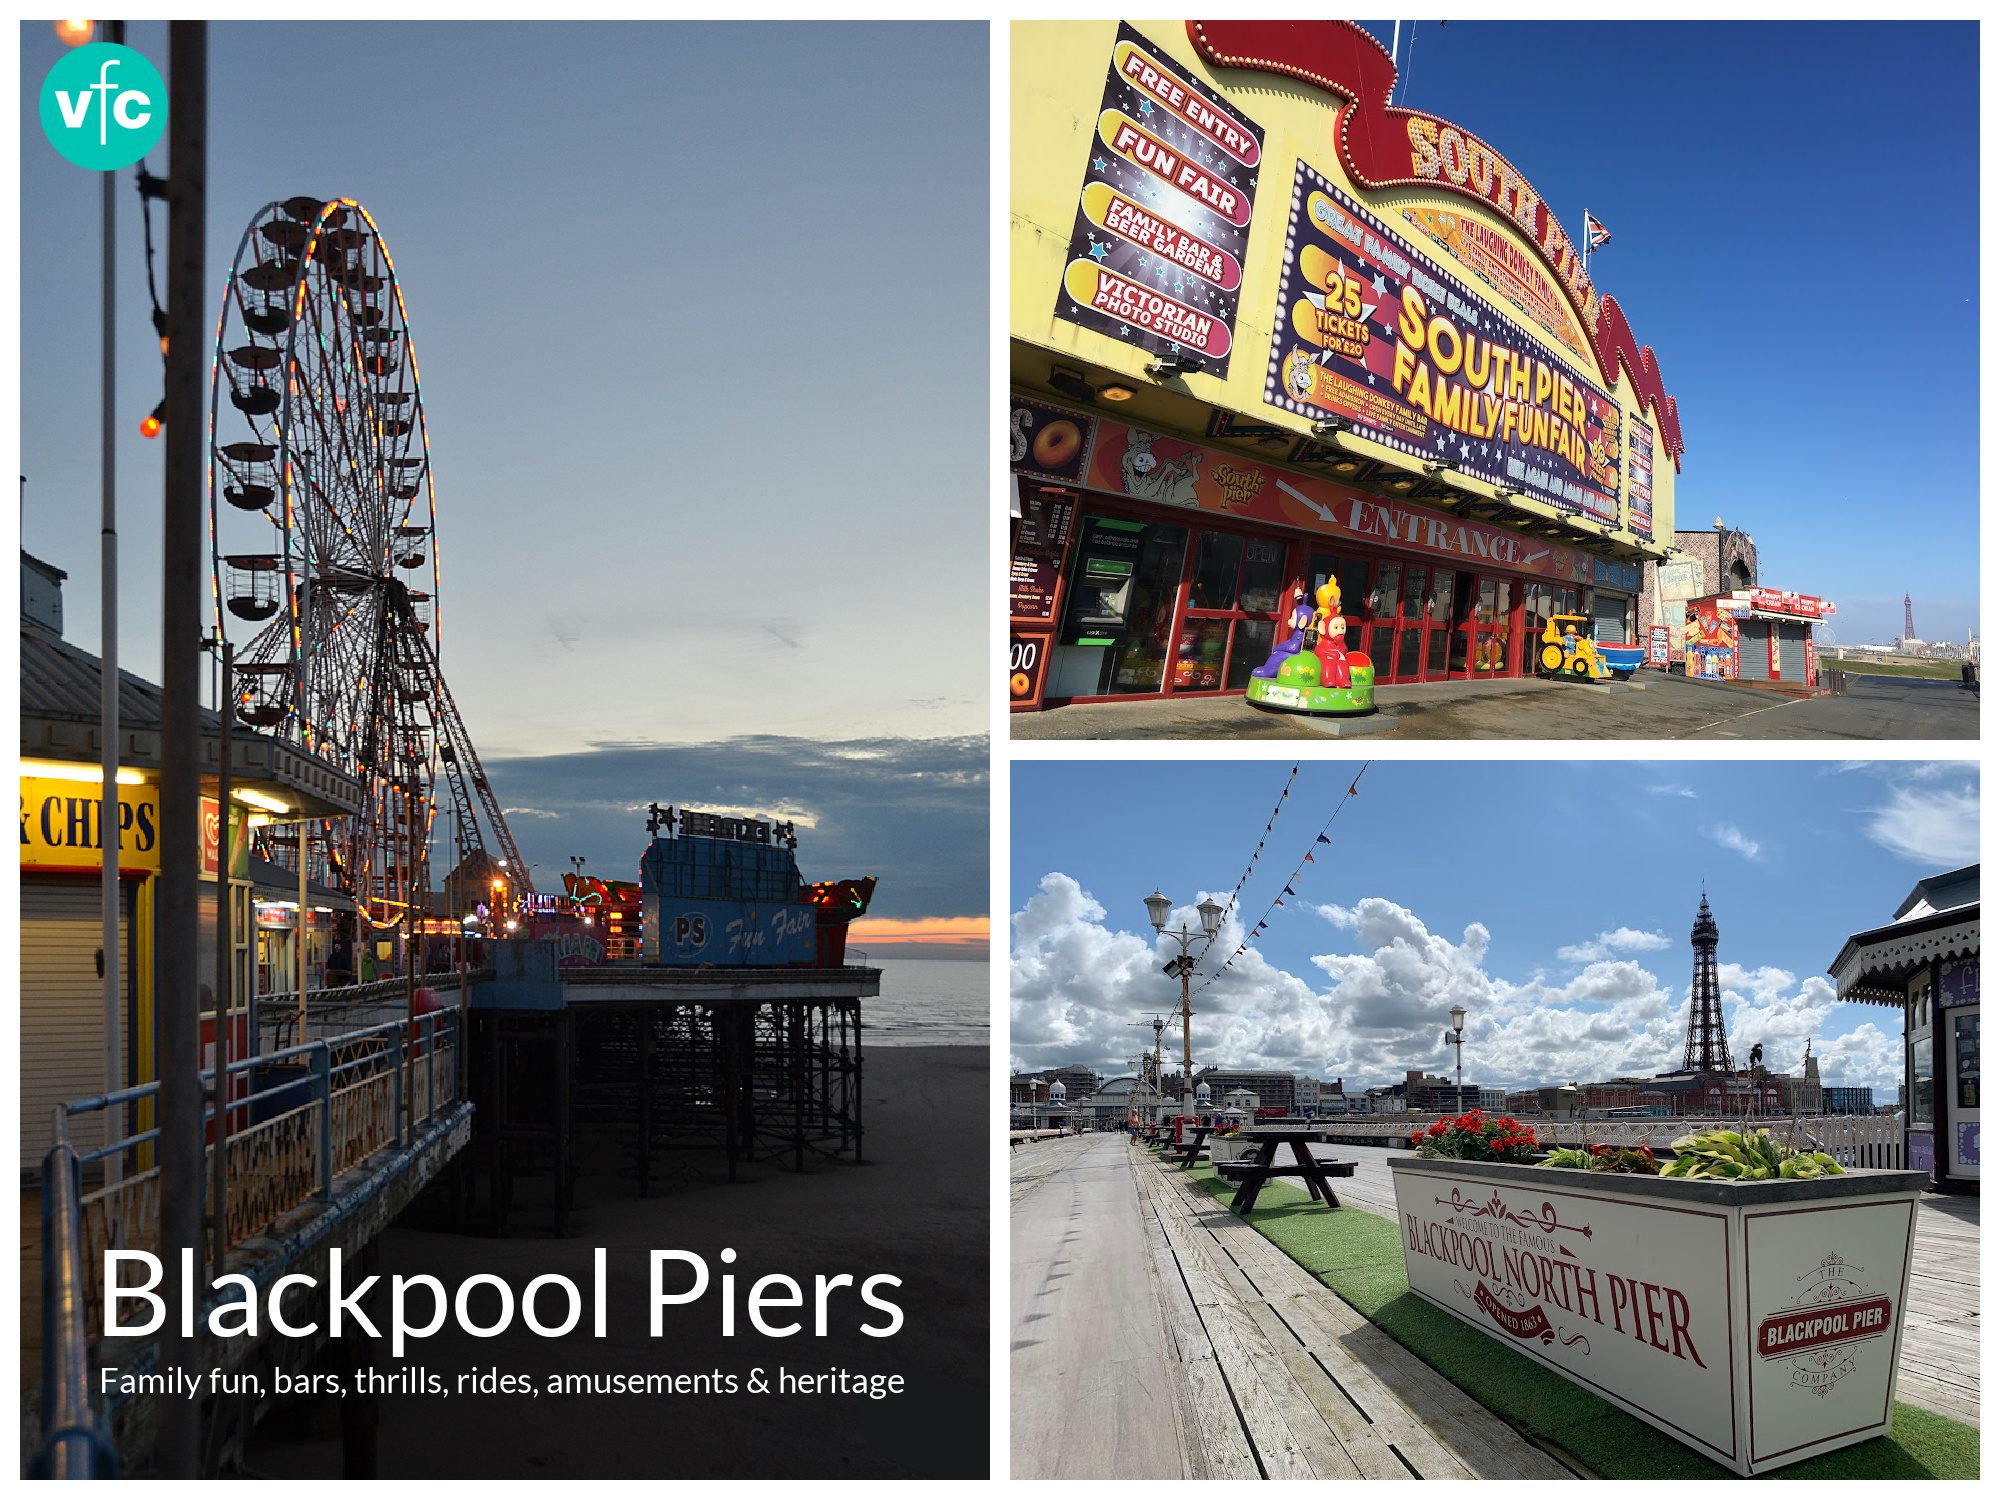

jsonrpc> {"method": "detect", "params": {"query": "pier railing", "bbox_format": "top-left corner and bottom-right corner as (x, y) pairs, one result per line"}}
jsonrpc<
(1282, 1112), (1906, 1168)
(35, 1011), (463, 1474)
(256, 970), (485, 1052)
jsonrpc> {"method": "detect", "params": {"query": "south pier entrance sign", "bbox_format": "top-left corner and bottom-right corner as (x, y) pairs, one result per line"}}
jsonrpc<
(1390, 1157), (1924, 1474)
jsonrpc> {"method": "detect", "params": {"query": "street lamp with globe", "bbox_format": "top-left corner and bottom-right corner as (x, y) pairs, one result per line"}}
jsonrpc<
(1145, 889), (1225, 1127)
(1445, 1004), (1468, 1113)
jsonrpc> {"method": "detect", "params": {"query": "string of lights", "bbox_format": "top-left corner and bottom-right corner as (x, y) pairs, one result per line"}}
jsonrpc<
(1191, 760), (1297, 968)
(1196, 761), (1371, 993)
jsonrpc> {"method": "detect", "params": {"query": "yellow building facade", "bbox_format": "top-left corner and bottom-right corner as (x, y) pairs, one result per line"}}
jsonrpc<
(1010, 19), (1682, 709)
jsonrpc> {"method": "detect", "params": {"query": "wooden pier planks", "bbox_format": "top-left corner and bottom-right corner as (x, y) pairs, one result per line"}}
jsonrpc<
(1131, 1141), (1579, 1479)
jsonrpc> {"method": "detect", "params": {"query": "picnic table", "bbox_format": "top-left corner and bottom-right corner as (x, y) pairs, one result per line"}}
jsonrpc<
(1214, 1124), (1357, 1213)
(1174, 1123), (1213, 1168)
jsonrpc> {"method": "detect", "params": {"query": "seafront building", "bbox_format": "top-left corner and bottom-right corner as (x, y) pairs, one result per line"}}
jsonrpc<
(1830, 864), (1980, 1194)
(1008, 19), (1687, 711)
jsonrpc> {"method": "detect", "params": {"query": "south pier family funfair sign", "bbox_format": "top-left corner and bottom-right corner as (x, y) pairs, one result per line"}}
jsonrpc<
(1268, 168), (1625, 524)
(1054, 24), (1264, 374)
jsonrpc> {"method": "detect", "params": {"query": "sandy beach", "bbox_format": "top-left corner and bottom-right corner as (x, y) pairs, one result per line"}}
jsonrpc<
(246, 1045), (987, 1479)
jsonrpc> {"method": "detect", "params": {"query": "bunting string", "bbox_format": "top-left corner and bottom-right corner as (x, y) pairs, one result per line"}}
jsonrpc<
(1196, 761), (1371, 993)
(1192, 761), (1298, 968)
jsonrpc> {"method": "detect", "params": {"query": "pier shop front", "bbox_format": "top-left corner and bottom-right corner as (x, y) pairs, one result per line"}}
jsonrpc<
(1830, 864), (1979, 1195)
(1010, 20), (1684, 712)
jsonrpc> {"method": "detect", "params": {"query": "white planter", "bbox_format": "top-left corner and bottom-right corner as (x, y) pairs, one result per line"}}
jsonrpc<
(1389, 1155), (1925, 1475)
(1209, 1136), (1255, 1164)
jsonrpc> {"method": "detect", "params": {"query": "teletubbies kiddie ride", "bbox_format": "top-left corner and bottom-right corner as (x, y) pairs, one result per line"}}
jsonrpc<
(1536, 612), (1613, 681)
(1245, 580), (1376, 714)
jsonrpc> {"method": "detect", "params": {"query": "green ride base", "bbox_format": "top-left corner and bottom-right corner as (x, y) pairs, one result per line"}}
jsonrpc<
(1246, 652), (1377, 715)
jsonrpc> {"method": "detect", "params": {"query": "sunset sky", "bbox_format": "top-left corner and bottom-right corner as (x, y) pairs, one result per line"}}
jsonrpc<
(17, 21), (990, 947)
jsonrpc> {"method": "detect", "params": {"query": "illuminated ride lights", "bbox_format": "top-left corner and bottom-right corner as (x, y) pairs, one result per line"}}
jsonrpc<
(206, 196), (529, 930)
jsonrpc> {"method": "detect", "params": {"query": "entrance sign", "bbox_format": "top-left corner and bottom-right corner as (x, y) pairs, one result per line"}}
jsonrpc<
(1392, 1158), (1922, 1474)
(1267, 164), (1625, 525)
(1085, 421), (1591, 583)
(1053, 23), (1263, 374)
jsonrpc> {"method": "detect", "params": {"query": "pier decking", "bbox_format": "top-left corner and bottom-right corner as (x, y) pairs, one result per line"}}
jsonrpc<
(1010, 1133), (1579, 1478)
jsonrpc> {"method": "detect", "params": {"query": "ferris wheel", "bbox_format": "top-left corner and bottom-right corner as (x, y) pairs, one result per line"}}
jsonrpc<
(207, 196), (526, 930)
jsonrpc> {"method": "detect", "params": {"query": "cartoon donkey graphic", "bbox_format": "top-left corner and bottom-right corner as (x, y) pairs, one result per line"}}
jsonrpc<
(1120, 430), (1204, 508)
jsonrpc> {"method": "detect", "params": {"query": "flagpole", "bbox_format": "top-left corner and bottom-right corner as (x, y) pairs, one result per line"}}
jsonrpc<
(1583, 205), (1590, 281)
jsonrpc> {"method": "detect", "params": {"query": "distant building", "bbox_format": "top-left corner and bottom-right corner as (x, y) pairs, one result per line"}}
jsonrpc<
(21, 551), (65, 638)
(1823, 1085), (1875, 1116)
(1044, 1064), (1100, 1100)
(1192, 1067), (1298, 1115)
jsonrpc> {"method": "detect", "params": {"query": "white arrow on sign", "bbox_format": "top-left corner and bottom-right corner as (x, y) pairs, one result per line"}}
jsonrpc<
(1276, 477), (1336, 524)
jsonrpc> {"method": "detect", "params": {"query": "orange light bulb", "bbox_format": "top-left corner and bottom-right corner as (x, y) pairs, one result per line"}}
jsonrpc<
(139, 414), (162, 439)
(54, 19), (94, 46)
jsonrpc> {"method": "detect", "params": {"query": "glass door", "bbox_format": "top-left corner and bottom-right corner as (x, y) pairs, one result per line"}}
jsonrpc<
(1364, 560), (1401, 681)
(1392, 565), (1428, 682)
(1425, 570), (1456, 681)
(1172, 529), (1290, 692)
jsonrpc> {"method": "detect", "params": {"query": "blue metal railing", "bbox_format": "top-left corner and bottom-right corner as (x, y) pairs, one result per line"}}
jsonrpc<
(33, 1010), (463, 1477)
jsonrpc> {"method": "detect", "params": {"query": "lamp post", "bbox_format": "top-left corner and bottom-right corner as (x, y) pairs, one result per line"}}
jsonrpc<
(1145, 889), (1224, 1125)
(1447, 1004), (1467, 1113)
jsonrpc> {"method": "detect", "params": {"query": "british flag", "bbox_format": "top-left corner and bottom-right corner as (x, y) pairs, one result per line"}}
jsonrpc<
(1584, 211), (1612, 250)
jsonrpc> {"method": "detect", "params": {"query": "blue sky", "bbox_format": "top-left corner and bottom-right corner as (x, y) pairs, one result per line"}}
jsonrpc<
(17, 21), (989, 934)
(1343, 20), (1978, 646)
(1010, 759), (1977, 1096)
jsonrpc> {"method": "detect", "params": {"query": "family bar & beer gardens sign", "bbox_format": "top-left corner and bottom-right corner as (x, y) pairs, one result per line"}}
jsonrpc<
(1389, 1156), (1924, 1474)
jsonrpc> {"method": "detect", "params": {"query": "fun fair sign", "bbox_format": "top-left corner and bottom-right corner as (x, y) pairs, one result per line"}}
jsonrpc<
(1390, 1158), (1921, 1475)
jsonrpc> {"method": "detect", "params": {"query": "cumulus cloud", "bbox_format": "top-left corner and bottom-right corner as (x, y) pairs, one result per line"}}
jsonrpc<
(1009, 880), (1905, 1096)
(1556, 927), (1671, 963)
(1705, 823), (1763, 860)
(1863, 782), (1979, 866)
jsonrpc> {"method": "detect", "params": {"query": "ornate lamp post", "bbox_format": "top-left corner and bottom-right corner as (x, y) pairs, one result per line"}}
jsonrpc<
(1145, 889), (1224, 1123)
(1447, 1004), (1468, 1113)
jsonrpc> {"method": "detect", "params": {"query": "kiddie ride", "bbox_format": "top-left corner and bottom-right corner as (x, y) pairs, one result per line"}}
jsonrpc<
(1245, 580), (1376, 715)
(1536, 613), (1638, 683)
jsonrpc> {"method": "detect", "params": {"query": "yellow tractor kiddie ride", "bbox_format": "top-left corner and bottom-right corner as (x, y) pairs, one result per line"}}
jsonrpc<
(1537, 612), (1612, 682)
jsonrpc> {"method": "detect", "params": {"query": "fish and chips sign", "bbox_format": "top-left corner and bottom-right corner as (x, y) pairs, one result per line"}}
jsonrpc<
(1391, 1158), (1921, 1474)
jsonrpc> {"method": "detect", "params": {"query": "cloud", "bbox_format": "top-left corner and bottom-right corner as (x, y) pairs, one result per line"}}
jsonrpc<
(479, 734), (986, 922)
(1863, 782), (1979, 866)
(1705, 823), (1762, 860)
(1646, 783), (1697, 798)
(1556, 927), (1671, 963)
(1009, 884), (1906, 1097)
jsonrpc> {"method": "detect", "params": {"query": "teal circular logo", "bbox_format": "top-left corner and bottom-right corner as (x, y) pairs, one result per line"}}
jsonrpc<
(40, 43), (168, 170)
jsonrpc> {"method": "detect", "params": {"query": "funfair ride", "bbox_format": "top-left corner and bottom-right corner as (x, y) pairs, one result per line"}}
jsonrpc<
(207, 196), (528, 934)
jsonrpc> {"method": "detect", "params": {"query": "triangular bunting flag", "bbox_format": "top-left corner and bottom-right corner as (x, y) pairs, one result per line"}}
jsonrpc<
(1304, 852), (1315, 863)
(1318, 833), (1331, 843)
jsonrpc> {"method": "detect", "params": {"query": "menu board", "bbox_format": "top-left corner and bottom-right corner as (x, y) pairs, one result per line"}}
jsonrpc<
(1011, 491), (1076, 621)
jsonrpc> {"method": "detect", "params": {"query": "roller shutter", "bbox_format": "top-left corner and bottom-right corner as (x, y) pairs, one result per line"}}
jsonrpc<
(1591, 591), (1630, 645)
(1738, 619), (1772, 680)
(1777, 622), (1808, 683)
(21, 876), (130, 1172)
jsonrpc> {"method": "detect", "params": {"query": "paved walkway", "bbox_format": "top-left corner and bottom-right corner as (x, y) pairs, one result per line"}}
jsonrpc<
(1195, 1140), (1980, 1427)
(1012, 671), (1976, 741)
(1010, 1133), (1579, 1478)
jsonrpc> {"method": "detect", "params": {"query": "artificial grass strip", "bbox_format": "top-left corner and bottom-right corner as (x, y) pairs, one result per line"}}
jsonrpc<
(1185, 1165), (1978, 1480)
